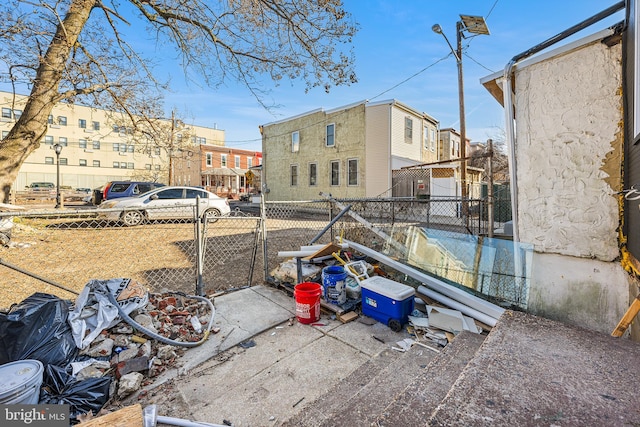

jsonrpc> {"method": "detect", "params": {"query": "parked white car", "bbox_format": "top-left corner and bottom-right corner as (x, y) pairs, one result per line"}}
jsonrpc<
(97, 186), (230, 226)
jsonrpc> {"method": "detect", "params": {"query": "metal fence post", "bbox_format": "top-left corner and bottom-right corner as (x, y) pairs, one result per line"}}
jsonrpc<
(195, 196), (204, 296)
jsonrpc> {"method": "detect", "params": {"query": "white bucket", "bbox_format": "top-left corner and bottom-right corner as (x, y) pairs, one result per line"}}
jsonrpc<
(0, 360), (44, 405)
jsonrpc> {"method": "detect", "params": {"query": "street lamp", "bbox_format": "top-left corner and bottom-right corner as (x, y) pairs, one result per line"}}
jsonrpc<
(433, 15), (489, 219)
(53, 143), (63, 208)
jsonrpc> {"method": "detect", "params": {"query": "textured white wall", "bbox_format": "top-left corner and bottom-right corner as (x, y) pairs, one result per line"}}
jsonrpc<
(515, 41), (622, 261)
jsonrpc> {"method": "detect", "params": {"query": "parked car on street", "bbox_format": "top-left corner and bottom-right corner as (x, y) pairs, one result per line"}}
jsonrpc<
(97, 186), (230, 226)
(91, 181), (165, 205)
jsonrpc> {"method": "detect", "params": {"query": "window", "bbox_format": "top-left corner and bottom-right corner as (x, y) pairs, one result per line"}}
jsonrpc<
(79, 159), (87, 167)
(13, 110), (22, 120)
(113, 143), (120, 151)
(348, 159), (358, 186)
(113, 161), (120, 168)
(154, 165), (161, 171)
(290, 164), (298, 186)
(404, 117), (413, 141)
(154, 147), (161, 156)
(156, 188), (183, 199)
(235, 155), (240, 168)
(309, 163), (317, 186)
(59, 158), (68, 166)
(120, 162), (127, 169)
(326, 124), (335, 147)
(45, 157), (54, 165)
(58, 116), (67, 126)
(247, 157), (253, 168)
(1, 131), (7, 139)
(206, 153), (213, 167)
(127, 162), (134, 169)
(59, 137), (67, 147)
(47, 115), (54, 124)
(93, 160), (101, 167)
(145, 164), (152, 170)
(45, 136), (53, 145)
(79, 139), (87, 149)
(330, 160), (340, 186)
(431, 129), (436, 151)
(424, 127), (429, 150)
(128, 145), (134, 153)
(186, 188), (207, 199)
(93, 140), (101, 150)
(221, 154), (228, 167)
(1, 108), (11, 119)
(291, 131), (300, 153)
(92, 121), (100, 131)
(196, 136), (206, 145)
(79, 119), (86, 129)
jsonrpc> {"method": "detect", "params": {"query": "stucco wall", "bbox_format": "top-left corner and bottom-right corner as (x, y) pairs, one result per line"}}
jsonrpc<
(515, 41), (622, 261)
(365, 104), (392, 197)
(513, 39), (627, 333)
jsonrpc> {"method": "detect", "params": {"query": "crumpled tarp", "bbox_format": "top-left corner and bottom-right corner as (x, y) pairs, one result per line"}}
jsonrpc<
(68, 278), (149, 350)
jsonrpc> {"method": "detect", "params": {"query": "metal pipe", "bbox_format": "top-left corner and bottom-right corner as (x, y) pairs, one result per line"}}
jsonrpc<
(309, 204), (351, 244)
(0, 258), (79, 295)
(195, 196), (203, 296)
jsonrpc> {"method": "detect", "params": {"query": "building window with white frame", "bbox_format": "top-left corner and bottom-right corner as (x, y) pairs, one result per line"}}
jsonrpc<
(59, 137), (68, 147)
(347, 158), (358, 186)
(326, 123), (335, 147)
(45, 157), (54, 165)
(404, 117), (413, 142)
(13, 110), (22, 120)
(127, 162), (134, 169)
(290, 164), (298, 186)
(309, 163), (317, 186)
(206, 153), (213, 167)
(330, 160), (340, 186)
(58, 116), (67, 126)
(113, 161), (120, 168)
(291, 131), (300, 153)
(431, 128), (436, 151)
(221, 154), (228, 167)
(1, 108), (11, 119)
(93, 160), (100, 167)
(235, 155), (240, 168)
(47, 115), (54, 124)
(79, 159), (87, 166)
(423, 126), (429, 150)
(79, 119), (86, 129)
(92, 121), (100, 131)
(45, 136), (53, 145)
(1, 131), (7, 139)
(79, 139), (87, 149)
(145, 164), (152, 170)
(60, 158), (68, 166)
(247, 157), (252, 168)
(93, 140), (101, 150)
(154, 147), (160, 156)
(113, 143), (120, 151)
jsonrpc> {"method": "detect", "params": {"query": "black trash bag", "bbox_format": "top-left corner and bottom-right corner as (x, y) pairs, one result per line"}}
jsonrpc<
(0, 292), (78, 367)
(40, 364), (111, 423)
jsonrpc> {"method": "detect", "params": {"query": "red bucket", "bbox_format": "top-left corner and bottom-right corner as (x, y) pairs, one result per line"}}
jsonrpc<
(294, 282), (322, 324)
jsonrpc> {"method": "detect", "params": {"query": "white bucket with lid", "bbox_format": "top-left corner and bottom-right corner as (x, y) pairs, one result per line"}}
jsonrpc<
(0, 360), (44, 404)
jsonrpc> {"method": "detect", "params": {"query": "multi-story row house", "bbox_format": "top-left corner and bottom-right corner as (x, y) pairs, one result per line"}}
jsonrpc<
(260, 99), (440, 201)
(200, 145), (262, 198)
(0, 91), (225, 192)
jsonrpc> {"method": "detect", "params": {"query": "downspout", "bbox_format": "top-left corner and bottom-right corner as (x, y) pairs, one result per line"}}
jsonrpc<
(502, 0), (625, 244)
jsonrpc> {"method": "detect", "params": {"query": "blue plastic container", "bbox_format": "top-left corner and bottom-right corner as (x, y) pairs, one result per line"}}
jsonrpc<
(360, 276), (415, 331)
(322, 265), (347, 305)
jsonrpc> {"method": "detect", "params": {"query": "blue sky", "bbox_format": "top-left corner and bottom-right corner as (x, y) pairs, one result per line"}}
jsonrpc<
(161, 0), (624, 152)
(4, 1), (625, 153)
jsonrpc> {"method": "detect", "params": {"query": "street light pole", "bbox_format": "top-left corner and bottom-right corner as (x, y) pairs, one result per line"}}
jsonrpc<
(53, 143), (63, 208)
(433, 15), (489, 223)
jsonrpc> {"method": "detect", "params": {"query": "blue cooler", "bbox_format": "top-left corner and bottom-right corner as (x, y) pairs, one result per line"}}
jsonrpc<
(360, 276), (415, 332)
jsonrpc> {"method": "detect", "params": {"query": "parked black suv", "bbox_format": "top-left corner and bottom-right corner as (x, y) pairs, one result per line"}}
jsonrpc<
(91, 181), (165, 205)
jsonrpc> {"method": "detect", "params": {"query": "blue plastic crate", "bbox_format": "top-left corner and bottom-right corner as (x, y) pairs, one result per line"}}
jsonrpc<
(360, 276), (415, 330)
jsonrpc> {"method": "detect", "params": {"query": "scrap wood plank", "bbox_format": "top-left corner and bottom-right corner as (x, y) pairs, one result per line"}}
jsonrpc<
(612, 294), (640, 337)
(337, 311), (359, 323)
(78, 404), (143, 427)
(302, 242), (343, 261)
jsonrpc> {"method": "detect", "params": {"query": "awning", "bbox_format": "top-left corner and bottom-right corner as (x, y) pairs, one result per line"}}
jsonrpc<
(202, 168), (244, 177)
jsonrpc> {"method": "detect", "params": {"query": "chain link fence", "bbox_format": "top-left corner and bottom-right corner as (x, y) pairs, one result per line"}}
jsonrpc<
(0, 194), (522, 312)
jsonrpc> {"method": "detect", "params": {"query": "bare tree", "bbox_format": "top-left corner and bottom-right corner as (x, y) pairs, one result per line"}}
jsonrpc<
(0, 0), (358, 202)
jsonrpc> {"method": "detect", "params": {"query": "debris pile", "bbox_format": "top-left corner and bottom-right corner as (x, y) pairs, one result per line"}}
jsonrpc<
(0, 281), (215, 423)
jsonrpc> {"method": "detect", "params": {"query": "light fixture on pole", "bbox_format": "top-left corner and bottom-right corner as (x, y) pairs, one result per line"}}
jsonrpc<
(53, 143), (63, 208)
(432, 15), (489, 219)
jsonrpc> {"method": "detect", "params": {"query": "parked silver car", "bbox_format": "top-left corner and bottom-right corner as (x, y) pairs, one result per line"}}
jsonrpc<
(97, 186), (230, 226)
